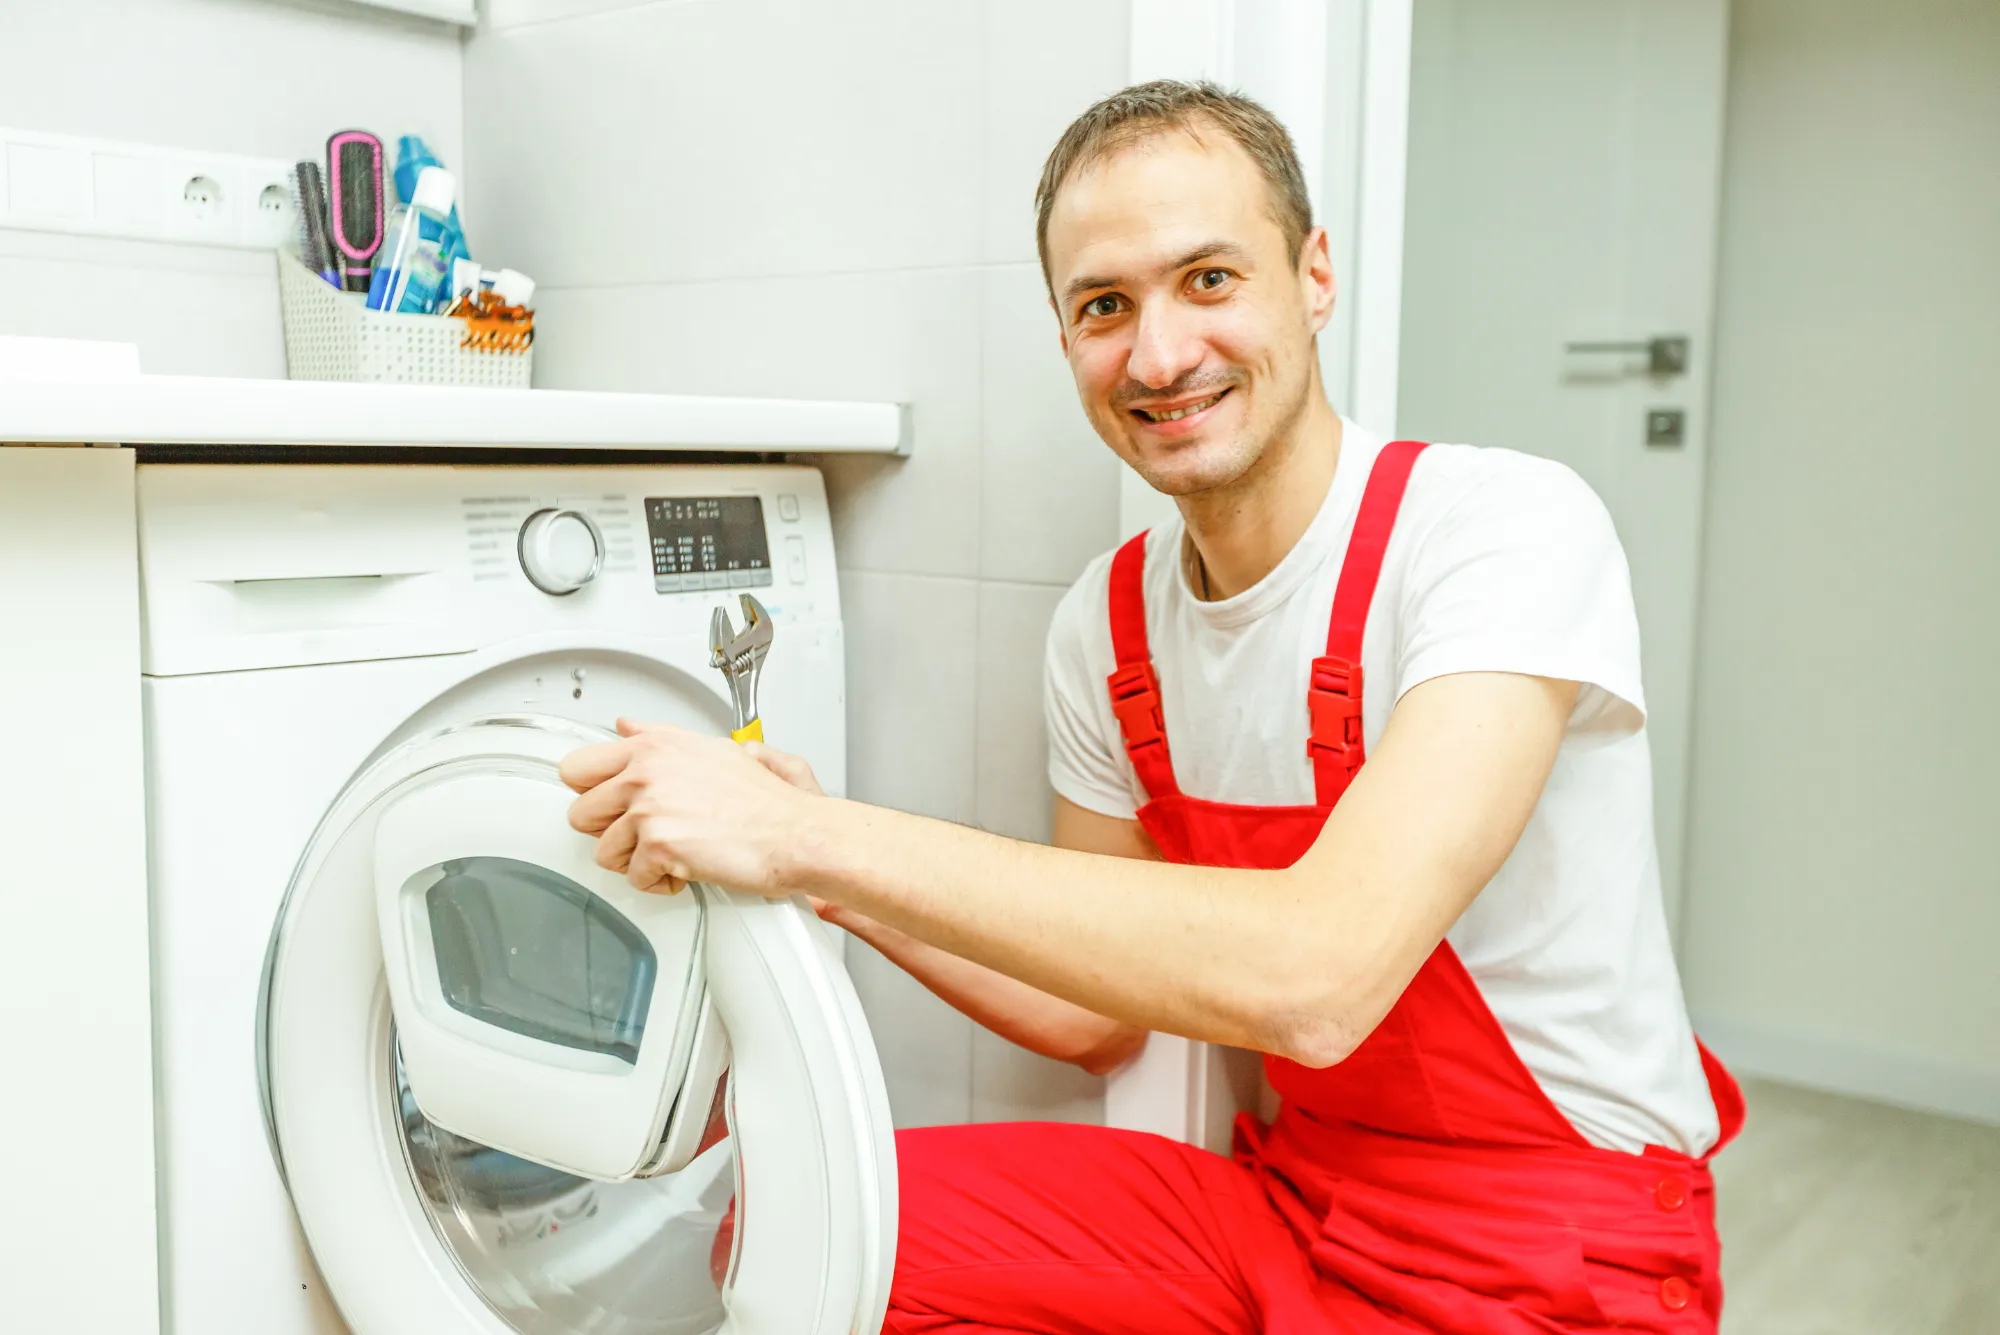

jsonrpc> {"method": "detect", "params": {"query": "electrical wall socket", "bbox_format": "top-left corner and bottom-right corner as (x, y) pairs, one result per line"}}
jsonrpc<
(0, 128), (296, 250)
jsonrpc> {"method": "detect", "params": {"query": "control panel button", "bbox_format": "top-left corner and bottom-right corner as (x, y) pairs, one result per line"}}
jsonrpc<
(517, 508), (604, 596)
(785, 535), (808, 584)
(777, 493), (801, 522)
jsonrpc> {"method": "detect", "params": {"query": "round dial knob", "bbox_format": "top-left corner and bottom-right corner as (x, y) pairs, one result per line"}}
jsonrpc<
(517, 508), (604, 596)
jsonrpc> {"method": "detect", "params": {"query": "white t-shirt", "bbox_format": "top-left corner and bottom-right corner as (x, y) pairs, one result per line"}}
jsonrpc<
(1045, 419), (1720, 1156)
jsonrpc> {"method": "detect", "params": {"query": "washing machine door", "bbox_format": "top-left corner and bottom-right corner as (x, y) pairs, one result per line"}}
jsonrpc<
(260, 715), (896, 1335)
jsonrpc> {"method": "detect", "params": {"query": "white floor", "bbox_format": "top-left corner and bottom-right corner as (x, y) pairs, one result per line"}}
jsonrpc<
(1715, 1077), (2000, 1334)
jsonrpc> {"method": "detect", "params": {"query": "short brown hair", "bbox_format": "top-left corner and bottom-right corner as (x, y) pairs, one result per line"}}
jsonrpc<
(1034, 80), (1313, 285)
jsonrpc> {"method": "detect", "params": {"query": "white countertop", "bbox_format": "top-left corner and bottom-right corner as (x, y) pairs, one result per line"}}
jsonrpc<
(0, 374), (908, 453)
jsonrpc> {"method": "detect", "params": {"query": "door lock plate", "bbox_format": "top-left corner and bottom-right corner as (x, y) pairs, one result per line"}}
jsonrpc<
(1645, 408), (1687, 447)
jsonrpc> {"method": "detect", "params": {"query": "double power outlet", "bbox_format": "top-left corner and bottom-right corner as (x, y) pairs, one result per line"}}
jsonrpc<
(0, 127), (301, 250)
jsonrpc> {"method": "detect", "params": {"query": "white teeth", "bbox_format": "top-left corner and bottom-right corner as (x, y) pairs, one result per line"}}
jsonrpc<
(1140, 392), (1223, 423)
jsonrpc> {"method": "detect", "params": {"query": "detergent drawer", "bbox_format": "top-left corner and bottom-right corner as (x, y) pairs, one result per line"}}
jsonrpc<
(137, 464), (474, 676)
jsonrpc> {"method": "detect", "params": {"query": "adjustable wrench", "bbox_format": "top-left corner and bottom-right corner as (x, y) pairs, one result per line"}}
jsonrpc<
(709, 593), (773, 743)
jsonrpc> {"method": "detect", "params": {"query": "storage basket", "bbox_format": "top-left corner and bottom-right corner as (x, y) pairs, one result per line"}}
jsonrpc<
(276, 252), (533, 389)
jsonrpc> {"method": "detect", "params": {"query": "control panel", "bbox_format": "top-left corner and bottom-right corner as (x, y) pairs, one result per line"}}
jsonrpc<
(134, 463), (838, 677)
(645, 496), (771, 591)
(453, 466), (837, 648)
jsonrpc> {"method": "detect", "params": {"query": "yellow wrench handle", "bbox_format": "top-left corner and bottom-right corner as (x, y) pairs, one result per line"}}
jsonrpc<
(730, 718), (764, 744)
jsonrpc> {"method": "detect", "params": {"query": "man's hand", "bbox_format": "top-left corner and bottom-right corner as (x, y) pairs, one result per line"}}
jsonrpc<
(559, 719), (820, 895)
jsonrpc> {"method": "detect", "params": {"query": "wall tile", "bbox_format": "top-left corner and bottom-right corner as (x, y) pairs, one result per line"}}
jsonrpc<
(971, 1024), (1104, 1125)
(973, 579), (1064, 843)
(838, 569), (979, 823)
(464, 0), (984, 289)
(979, 0), (1133, 265)
(845, 937), (975, 1129)
(0, 0), (462, 166)
(979, 265), (1122, 584)
(531, 268), (982, 579)
(970, 578), (1107, 1123)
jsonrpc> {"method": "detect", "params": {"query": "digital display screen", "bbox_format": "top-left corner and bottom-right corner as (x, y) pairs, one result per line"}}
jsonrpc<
(644, 496), (772, 593)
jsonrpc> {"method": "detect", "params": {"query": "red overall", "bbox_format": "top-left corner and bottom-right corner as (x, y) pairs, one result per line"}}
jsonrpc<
(887, 440), (1745, 1334)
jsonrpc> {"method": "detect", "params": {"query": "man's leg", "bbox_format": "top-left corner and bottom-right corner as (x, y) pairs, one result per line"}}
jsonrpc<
(886, 1122), (1332, 1335)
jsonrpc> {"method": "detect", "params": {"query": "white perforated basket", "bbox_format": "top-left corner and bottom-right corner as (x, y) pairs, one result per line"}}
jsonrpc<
(276, 251), (533, 388)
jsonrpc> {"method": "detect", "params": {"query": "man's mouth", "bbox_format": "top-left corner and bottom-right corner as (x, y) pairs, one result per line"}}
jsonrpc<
(1131, 388), (1231, 424)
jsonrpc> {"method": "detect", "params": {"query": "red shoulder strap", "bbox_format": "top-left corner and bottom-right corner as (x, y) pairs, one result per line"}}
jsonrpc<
(1310, 439), (1430, 805)
(1104, 532), (1180, 800)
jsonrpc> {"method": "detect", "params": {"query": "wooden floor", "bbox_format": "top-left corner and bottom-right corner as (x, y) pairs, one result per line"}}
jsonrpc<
(1715, 1077), (2000, 1334)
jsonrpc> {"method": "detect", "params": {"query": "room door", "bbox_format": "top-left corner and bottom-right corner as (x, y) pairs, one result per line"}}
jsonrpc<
(1394, 0), (1732, 943)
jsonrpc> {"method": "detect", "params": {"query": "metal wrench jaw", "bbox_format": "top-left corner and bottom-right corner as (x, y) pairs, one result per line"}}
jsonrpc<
(708, 605), (735, 669)
(709, 594), (774, 737)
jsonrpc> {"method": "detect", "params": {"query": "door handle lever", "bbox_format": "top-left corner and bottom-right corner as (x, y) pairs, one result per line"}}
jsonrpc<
(1563, 335), (1689, 376)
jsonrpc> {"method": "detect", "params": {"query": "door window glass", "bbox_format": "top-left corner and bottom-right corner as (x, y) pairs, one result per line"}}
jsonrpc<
(396, 1039), (737, 1335)
(422, 856), (654, 1064)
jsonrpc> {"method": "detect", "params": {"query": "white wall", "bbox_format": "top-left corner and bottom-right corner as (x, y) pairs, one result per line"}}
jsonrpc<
(0, 0), (463, 375)
(1681, 0), (2000, 1123)
(463, 0), (1132, 1127)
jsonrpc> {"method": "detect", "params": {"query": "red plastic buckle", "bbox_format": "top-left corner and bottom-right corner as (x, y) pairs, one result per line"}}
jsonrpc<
(1307, 655), (1364, 769)
(1107, 662), (1167, 750)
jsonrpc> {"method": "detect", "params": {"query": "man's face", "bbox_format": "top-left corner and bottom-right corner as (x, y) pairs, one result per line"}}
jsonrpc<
(1045, 130), (1334, 498)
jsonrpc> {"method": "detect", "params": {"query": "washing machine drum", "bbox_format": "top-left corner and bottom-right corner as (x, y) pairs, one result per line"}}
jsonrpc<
(259, 715), (897, 1335)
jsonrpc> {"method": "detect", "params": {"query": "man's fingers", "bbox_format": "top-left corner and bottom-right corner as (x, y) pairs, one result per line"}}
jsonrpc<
(616, 717), (678, 739)
(559, 739), (632, 793)
(595, 810), (640, 874)
(568, 775), (636, 835)
(626, 821), (689, 896)
(743, 742), (825, 795)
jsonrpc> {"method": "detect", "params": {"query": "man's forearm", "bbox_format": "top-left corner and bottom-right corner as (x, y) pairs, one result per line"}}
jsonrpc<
(788, 796), (1322, 1058)
(829, 906), (1145, 1075)
(775, 673), (1576, 1066)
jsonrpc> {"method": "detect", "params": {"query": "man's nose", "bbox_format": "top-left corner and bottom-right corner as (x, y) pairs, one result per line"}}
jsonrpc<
(1125, 300), (1203, 390)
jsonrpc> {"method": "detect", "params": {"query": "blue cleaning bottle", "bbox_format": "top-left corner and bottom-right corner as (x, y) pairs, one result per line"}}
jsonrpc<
(393, 136), (469, 267)
(367, 166), (455, 313)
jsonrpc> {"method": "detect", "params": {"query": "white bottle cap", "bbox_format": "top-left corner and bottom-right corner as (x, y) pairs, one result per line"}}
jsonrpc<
(452, 258), (482, 298)
(490, 268), (536, 309)
(411, 165), (456, 214)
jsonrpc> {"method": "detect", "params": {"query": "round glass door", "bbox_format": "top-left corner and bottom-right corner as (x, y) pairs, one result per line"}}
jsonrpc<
(260, 714), (895, 1335)
(395, 1040), (737, 1334)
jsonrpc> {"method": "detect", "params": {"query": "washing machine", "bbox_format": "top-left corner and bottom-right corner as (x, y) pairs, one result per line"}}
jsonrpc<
(139, 462), (895, 1335)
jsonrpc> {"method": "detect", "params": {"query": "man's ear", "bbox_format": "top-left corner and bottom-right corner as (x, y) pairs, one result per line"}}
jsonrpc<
(1300, 226), (1337, 336)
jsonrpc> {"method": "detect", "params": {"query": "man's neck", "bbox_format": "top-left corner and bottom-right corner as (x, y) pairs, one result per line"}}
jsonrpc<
(1179, 394), (1343, 601)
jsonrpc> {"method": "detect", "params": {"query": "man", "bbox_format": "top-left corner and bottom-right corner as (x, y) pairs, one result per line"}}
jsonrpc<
(562, 82), (1741, 1333)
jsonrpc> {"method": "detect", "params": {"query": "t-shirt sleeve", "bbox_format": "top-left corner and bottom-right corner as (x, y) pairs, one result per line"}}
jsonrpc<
(1043, 564), (1142, 820)
(1396, 453), (1646, 736)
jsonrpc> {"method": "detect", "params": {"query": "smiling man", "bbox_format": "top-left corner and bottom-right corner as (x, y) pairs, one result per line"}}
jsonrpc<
(562, 82), (1743, 1333)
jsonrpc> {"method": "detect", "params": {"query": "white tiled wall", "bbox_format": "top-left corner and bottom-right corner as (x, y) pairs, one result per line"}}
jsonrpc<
(465, 0), (1132, 1126)
(0, 0), (464, 374)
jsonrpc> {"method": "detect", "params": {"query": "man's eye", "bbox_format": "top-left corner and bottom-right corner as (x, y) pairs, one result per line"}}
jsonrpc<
(1082, 294), (1122, 318)
(1195, 268), (1231, 291)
